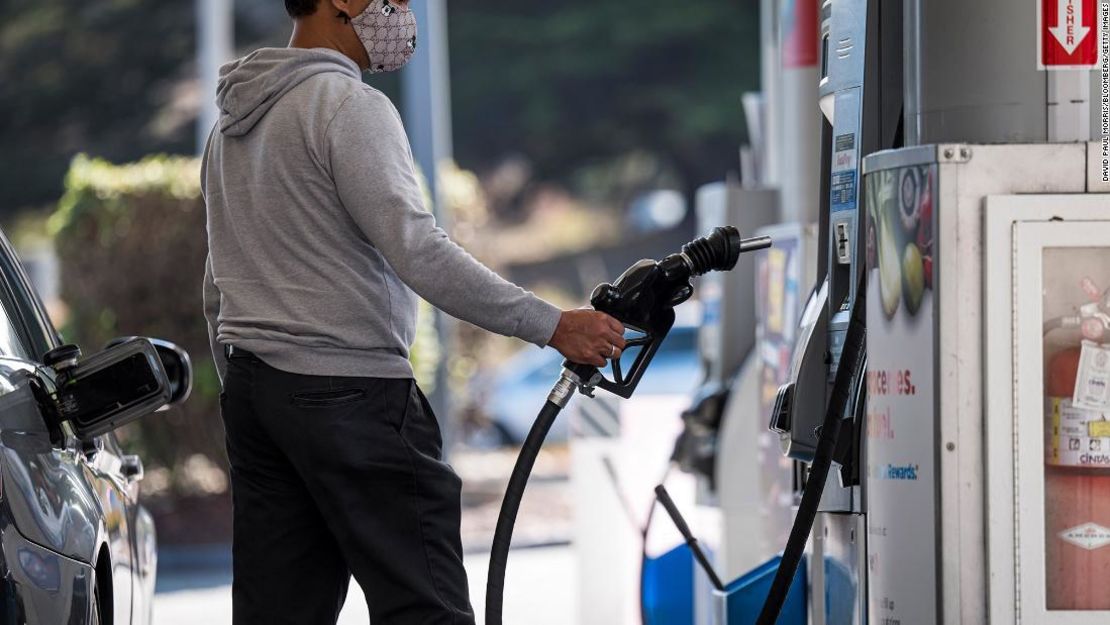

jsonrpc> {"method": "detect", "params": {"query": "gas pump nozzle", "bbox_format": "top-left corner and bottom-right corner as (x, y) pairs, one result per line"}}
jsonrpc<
(485, 226), (770, 625)
(565, 226), (772, 399)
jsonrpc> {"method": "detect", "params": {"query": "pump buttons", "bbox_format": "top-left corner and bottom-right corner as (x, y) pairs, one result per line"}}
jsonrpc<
(835, 221), (852, 264)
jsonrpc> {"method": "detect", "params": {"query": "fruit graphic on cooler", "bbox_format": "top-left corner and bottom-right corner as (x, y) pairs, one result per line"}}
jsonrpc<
(902, 243), (924, 315)
(871, 166), (932, 320)
(877, 209), (902, 319)
(917, 168), (933, 290)
(898, 168), (920, 232)
(916, 168), (933, 251)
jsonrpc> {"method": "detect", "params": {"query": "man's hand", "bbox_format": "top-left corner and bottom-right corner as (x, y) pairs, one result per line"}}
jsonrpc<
(548, 309), (627, 367)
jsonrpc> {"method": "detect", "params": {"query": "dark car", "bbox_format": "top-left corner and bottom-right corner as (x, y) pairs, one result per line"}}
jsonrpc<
(0, 231), (190, 624)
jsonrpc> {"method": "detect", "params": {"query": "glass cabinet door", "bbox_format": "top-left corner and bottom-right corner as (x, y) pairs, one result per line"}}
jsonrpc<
(1016, 221), (1110, 622)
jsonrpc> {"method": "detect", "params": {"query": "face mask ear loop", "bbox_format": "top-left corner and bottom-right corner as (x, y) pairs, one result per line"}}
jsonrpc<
(336, 10), (351, 24)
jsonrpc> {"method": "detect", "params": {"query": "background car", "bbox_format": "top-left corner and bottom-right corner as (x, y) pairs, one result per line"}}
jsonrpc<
(471, 320), (703, 446)
(0, 229), (190, 624)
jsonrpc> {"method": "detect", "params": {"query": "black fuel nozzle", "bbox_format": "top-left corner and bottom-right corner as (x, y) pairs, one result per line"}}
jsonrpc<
(681, 226), (770, 275)
(565, 226), (771, 399)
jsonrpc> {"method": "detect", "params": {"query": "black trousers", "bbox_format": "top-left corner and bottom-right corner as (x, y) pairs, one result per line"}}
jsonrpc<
(219, 349), (475, 625)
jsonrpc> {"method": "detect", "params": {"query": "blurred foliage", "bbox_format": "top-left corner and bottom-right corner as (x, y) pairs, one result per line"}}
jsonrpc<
(49, 154), (222, 494)
(448, 0), (760, 204)
(0, 1), (196, 211)
(411, 299), (441, 393)
(1, 0), (759, 216)
(0, 0), (327, 213)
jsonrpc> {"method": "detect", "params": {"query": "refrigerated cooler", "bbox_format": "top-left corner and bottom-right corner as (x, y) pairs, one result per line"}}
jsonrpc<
(861, 141), (1110, 624)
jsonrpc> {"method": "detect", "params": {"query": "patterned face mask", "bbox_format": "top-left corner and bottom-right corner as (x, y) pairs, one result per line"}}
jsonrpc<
(351, 0), (417, 74)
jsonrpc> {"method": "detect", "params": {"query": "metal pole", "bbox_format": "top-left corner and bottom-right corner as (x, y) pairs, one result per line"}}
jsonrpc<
(402, 0), (456, 446)
(196, 0), (234, 153)
(761, 0), (783, 187)
(778, 0), (820, 225)
(1048, 72), (1092, 142)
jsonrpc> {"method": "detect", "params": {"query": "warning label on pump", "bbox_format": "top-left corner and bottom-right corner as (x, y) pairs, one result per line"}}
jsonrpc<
(1074, 341), (1110, 410)
(1059, 522), (1110, 550)
(1039, 0), (1102, 69)
(831, 133), (858, 212)
(1046, 397), (1110, 466)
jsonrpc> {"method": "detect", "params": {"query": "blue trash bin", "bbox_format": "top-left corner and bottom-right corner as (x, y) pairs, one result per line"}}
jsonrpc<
(713, 556), (807, 625)
(641, 544), (695, 625)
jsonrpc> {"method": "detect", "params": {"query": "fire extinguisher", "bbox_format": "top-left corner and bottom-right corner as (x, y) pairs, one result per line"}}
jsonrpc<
(1043, 278), (1110, 611)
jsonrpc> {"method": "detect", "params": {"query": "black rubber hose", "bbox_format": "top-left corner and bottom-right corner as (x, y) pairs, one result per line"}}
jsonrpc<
(485, 400), (564, 625)
(756, 287), (867, 625)
(654, 484), (725, 591)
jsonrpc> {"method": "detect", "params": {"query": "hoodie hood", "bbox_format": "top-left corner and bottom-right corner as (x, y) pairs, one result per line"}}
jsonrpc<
(216, 47), (361, 137)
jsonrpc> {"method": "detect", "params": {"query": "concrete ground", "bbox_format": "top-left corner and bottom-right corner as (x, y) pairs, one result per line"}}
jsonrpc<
(152, 545), (576, 625)
(152, 448), (577, 624)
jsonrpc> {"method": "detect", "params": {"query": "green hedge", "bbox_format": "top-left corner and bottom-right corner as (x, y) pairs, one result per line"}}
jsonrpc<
(50, 154), (222, 493)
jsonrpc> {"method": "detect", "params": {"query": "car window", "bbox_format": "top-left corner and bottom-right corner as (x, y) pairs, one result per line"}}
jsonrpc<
(0, 289), (34, 361)
(0, 231), (59, 359)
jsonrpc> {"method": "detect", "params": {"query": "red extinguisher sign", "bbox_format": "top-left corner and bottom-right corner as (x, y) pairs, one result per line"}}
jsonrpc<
(1039, 0), (1102, 69)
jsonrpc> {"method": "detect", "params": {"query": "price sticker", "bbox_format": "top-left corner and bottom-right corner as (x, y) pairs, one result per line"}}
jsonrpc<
(1089, 420), (1110, 438)
(1073, 341), (1110, 411)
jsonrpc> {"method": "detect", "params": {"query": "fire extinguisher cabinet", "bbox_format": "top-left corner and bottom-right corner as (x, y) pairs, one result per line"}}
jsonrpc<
(860, 141), (1110, 624)
(988, 199), (1110, 623)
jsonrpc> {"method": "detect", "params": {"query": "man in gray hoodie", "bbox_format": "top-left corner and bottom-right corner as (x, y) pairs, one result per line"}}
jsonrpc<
(202, 0), (627, 623)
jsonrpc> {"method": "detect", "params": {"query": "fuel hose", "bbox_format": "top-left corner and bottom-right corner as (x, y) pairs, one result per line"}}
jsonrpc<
(485, 386), (572, 625)
(756, 281), (867, 625)
(483, 227), (767, 624)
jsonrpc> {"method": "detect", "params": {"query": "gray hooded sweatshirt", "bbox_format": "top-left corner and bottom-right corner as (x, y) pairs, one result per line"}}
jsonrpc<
(202, 47), (562, 380)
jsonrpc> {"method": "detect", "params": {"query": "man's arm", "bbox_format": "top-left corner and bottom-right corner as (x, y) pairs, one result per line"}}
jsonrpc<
(326, 89), (562, 346)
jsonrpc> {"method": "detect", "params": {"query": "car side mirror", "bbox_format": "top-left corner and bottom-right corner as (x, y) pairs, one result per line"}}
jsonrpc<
(45, 338), (172, 439)
(104, 337), (193, 407)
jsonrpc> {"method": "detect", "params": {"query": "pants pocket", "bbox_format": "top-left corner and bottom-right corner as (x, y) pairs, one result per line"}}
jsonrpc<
(290, 387), (367, 408)
(396, 382), (444, 460)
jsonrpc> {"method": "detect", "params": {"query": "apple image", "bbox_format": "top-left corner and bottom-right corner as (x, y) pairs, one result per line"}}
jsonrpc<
(903, 242), (925, 315)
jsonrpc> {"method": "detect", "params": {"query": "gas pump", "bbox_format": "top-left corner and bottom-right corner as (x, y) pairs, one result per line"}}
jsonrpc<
(760, 0), (904, 622)
(486, 0), (1108, 622)
(674, 182), (777, 491)
(667, 182), (777, 623)
(760, 0), (1109, 621)
(637, 0), (1108, 622)
(673, 0), (826, 616)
